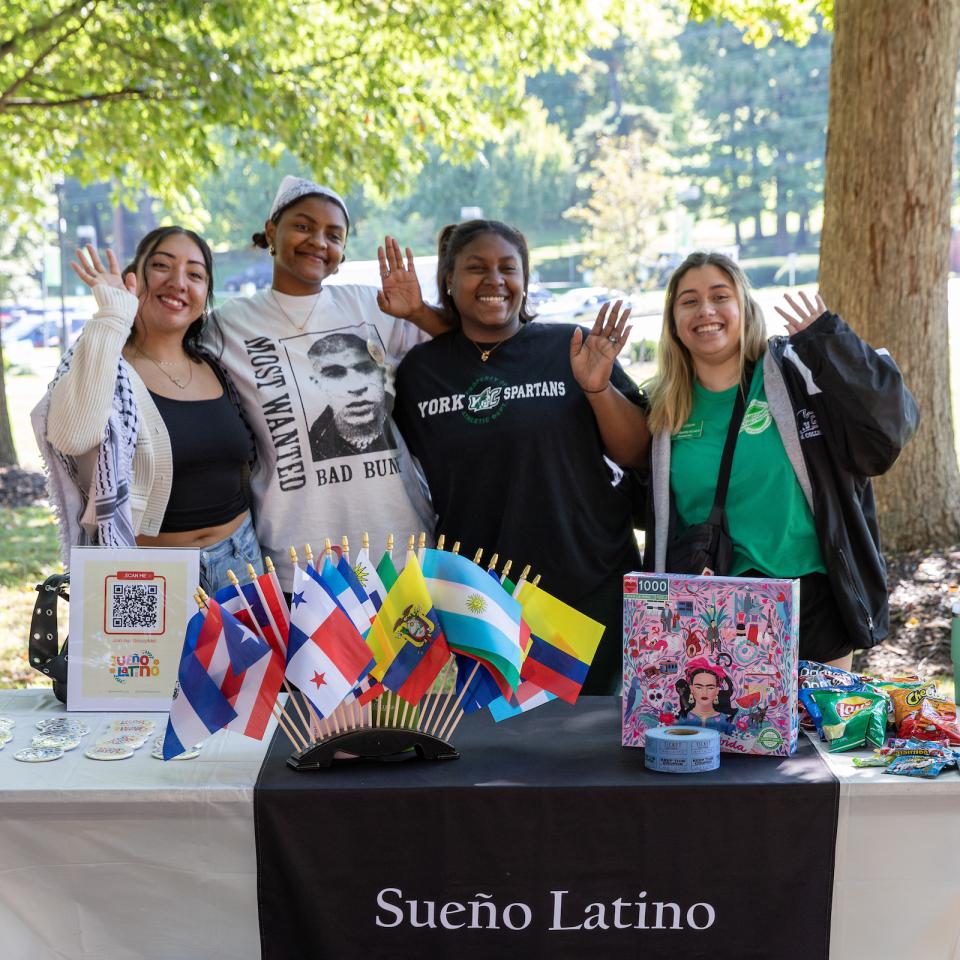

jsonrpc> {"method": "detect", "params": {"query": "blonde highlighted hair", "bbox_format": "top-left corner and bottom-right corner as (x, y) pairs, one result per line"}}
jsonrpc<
(647, 252), (767, 435)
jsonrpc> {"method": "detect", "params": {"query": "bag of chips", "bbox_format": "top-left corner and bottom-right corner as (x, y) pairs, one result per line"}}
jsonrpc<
(799, 688), (888, 752)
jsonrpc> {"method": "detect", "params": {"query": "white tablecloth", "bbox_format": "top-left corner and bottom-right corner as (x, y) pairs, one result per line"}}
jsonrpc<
(0, 689), (266, 960)
(3, 690), (959, 960)
(809, 733), (960, 960)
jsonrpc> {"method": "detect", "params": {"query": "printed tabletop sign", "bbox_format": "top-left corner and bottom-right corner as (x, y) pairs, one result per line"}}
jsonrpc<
(622, 572), (799, 757)
(66, 547), (200, 711)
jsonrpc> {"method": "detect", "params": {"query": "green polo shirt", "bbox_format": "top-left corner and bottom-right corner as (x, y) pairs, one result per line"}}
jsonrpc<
(670, 364), (825, 577)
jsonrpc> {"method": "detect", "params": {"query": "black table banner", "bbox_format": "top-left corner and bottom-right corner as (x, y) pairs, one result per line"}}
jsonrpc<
(255, 697), (838, 960)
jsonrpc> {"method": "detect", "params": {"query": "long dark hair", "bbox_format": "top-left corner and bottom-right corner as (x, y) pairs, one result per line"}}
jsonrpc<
(131, 226), (215, 363)
(436, 219), (536, 327)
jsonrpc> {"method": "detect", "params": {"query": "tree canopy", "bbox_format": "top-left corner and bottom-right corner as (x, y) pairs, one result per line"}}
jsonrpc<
(0, 0), (608, 217)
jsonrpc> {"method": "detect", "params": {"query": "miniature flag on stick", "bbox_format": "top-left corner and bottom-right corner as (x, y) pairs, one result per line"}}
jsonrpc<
(192, 596), (284, 739)
(287, 564), (373, 718)
(513, 581), (604, 704)
(162, 610), (240, 759)
(488, 680), (557, 722)
(421, 548), (526, 697)
(311, 555), (375, 638)
(368, 553), (450, 705)
(354, 536), (389, 613)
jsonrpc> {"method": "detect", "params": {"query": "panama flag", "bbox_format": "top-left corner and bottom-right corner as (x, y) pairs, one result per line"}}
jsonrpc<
(354, 546), (389, 612)
(421, 548), (526, 696)
(162, 612), (237, 759)
(310, 557), (375, 637)
(287, 564), (373, 717)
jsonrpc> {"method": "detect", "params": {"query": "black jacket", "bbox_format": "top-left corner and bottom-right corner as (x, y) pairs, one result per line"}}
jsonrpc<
(643, 311), (920, 651)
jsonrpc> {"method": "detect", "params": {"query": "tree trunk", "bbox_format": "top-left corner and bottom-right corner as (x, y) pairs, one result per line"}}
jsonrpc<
(819, 0), (960, 550)
(734, 220), (742, 247)
(0, 337), (18, 466)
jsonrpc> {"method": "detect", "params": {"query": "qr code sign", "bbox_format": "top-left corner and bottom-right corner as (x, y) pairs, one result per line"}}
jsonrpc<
(104, 576), (166, 635)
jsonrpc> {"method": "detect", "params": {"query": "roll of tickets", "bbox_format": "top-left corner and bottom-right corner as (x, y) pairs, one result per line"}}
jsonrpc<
(644, 726), (720, 774)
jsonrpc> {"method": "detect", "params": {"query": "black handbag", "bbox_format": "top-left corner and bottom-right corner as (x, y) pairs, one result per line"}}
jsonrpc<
(29, 572), (70, 703)
(665, 371), (750, 576)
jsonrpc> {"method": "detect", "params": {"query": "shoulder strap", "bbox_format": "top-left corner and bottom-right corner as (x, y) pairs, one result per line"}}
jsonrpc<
(29, 573), (70, 683)
(708, 362), (754, 517)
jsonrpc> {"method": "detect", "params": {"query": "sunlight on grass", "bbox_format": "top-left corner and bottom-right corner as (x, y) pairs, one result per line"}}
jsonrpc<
(0, 505), (61, 689)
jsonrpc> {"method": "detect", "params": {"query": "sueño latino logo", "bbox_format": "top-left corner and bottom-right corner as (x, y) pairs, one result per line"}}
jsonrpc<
(375, 887), (717, 932)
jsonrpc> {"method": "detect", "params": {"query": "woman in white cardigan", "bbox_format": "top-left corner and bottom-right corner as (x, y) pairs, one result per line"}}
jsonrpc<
(34, 227), (260, 593)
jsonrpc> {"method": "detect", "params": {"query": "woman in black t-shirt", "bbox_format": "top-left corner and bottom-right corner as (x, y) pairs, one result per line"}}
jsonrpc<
(393, 220), (650, 693)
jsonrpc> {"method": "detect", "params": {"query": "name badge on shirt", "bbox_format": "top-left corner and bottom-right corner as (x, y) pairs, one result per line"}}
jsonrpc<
(676, 420), (703, 440)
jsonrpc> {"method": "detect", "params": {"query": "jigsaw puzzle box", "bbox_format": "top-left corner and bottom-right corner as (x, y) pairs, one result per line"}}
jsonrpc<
(622, 573), (800, 757)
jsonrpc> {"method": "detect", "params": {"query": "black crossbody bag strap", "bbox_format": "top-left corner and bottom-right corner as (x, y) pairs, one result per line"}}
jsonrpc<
(29, 572), (70, 683)
(704, 364), (753, 528)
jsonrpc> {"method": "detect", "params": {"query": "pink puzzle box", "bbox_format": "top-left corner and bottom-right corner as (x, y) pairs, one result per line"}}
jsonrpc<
(621, 573), (800, 757)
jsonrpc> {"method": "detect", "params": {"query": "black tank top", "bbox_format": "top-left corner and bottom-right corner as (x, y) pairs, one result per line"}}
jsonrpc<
(149, 364), (252, 533)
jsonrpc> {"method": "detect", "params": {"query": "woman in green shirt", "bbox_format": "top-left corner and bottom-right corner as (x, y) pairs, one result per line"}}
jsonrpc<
(597, 252), (917, 669)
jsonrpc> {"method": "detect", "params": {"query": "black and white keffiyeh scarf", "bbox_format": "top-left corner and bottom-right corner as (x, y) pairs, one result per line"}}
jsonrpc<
(32, 348), (140, 559)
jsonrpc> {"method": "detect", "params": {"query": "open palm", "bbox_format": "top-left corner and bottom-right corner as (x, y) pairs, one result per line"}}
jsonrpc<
(570, 300), (632, 393)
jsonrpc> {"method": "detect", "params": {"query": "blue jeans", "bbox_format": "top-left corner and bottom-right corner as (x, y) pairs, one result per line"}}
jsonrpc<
(198, 513), (264, 596)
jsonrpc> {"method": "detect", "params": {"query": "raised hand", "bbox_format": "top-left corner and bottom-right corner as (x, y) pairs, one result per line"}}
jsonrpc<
(570, 299), (632, 395)
(774, 290), (827, 336)
(70, 245), (136, 295)
(376, 236), (424, 319)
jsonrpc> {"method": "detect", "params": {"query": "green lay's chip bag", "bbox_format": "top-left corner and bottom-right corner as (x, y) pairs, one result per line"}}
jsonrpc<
(806, 689), (888, 752)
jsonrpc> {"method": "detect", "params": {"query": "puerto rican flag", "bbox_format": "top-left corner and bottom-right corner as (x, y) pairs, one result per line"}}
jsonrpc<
(287, 564), (373, 718)
(192, 599), (283, 741)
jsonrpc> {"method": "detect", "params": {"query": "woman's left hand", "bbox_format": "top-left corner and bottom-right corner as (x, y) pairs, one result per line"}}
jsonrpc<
(774, 290), (827, 336)
(376, 236), (424, 319)
(570, 299), (632, 395)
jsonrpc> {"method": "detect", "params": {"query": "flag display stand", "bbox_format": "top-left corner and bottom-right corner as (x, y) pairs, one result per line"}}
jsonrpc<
(286, 726), (459, 771)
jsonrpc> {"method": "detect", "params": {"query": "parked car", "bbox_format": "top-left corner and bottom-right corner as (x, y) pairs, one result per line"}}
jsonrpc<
(535, 286), (630, 324)
(223, 262), (274, 292)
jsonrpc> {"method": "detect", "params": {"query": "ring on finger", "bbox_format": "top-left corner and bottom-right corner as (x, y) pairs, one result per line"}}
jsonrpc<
(607, 335), (618, 343)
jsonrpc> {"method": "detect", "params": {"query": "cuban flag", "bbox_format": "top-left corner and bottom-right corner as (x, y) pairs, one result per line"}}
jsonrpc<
(162, 613), (237, 759)
(421, 548), (526, 696)
(287, 564), (373, 718)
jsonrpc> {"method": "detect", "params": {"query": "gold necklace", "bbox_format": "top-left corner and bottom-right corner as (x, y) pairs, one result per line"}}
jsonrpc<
(465, 331), (514, 362)
(270, 288), (322, 332)
(132, 345), (194, 390)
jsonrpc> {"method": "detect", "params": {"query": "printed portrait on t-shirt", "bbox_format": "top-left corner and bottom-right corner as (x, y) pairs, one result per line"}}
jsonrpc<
(288, 329), (396, 462)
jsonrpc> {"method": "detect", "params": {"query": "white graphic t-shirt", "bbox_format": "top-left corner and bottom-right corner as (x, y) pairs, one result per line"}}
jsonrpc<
(213, 286), (433, 590)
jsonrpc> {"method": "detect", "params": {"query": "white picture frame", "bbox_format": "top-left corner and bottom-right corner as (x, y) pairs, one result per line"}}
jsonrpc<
(66, 546), (201, 712)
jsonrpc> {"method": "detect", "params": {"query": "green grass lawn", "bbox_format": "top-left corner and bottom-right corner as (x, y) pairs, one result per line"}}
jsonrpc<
(0, 505), (62, 688)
